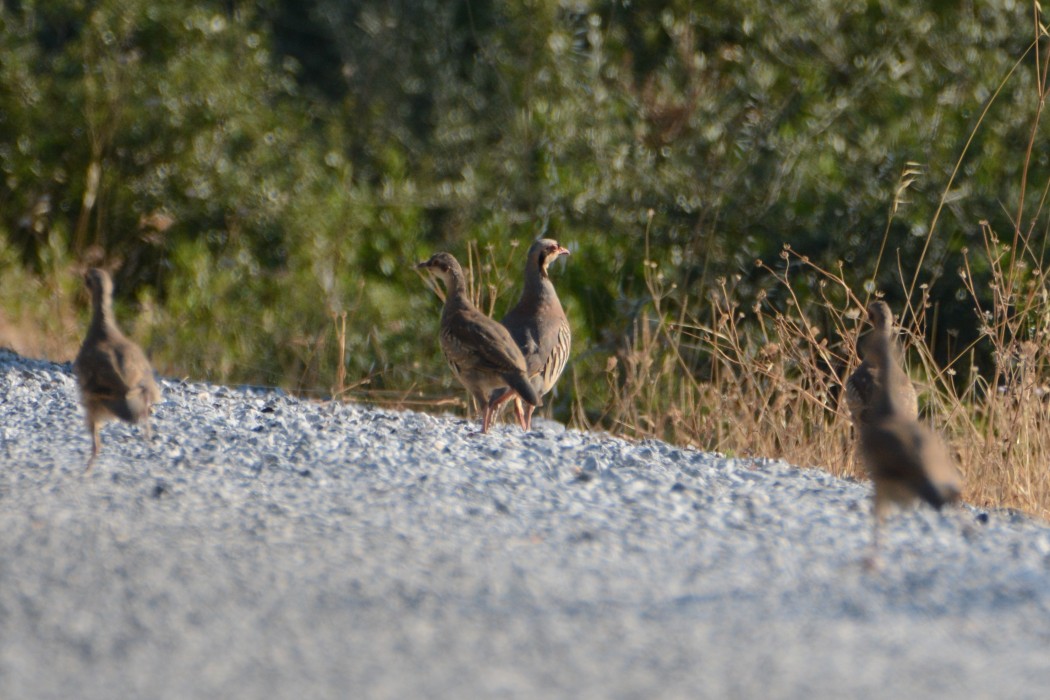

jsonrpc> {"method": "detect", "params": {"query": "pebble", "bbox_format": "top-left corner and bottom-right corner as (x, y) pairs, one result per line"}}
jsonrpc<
(2, 348), (1050, 698)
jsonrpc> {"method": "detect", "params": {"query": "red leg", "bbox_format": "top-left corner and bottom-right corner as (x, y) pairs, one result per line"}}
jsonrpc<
(490, 389), (517, 411)
(512, 397), (528, 431)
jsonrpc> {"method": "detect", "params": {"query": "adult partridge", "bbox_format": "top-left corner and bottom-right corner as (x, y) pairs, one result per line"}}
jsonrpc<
(417, 252), (540, 433)
(73, 268), (161, 471)
(845, 301), (918, 425)
(498, 238), (571, 431)
(856, 310), (962, 563)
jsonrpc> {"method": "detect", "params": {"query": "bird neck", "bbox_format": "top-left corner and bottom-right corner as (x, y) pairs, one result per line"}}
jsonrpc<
(874, 322), (893, 341)
(869, 337), (908, 418)
(444, 267), (470, 298)
(523, 262), (556, 302)
(90, 293), (118, 331)
(440, 269), (475, 316)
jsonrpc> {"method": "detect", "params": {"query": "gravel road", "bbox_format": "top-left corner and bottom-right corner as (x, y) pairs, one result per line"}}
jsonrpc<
(2, 347), (1050, 699)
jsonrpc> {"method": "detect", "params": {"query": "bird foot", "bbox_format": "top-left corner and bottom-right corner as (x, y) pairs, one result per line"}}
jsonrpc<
(468, 423), (491, 437)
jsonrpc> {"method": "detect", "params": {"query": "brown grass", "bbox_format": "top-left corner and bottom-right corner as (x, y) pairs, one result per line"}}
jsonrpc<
(0, 261), (83, 362)
(573, 224), (1050, 519)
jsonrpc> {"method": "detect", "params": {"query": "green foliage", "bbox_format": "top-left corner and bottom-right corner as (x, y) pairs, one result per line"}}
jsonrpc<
(1, 0), (1048, 422)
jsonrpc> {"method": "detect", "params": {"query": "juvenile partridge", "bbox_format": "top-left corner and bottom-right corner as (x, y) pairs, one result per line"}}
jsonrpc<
(498, 239), (571, 430)
(73, 268), (161, 471)
(417, 252), (540, 433)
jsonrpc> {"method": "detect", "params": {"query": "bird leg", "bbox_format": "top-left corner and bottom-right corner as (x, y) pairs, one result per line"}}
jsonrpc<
(84, 419), (101, 475)
(480, 403), (495, 434)
(512, 397), (535, 432)
(864, 523), (882, 572)
(489, 389), (516, 410)
(490, 389), (530, 431)
(864, 497), (889, 572)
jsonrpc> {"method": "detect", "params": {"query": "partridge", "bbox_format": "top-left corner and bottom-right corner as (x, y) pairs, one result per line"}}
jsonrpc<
(417, 252), (540, 433)
(856, 310), (962, 563)
(73, 268), (161, 470)
(497, 238), (571, 430)
(845, 301), (918, 425)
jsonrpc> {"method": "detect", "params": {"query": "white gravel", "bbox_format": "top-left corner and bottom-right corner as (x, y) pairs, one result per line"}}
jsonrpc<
(2, 347), (1050, 699)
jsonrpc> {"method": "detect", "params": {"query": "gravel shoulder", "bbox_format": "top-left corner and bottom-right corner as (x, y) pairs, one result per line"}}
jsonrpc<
(2, 348), (1050, 699)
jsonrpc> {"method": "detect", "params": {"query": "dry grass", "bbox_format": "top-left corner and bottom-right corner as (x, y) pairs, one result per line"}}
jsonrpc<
(0, 262), (83, 363)
(572, 231), (861, 473)
(573, 231), (1050, 519)
(571, 165), (1050, 521)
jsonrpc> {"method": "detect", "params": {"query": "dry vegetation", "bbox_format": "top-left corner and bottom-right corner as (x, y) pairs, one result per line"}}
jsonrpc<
(570, 75), (1050, 521)
(573, 221), (1050, 520)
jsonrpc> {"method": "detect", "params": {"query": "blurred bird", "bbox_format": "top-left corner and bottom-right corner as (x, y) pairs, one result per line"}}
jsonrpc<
(845, 300), (918, 426)
(74, 268), (161, 471)
(417, 252), (540, 433)
(497, 238), (571, 430)
(855, 303), (961, 566)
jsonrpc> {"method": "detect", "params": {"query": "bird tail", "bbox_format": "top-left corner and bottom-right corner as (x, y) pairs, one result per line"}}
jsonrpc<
(915, 478), (961, 511)
(101, 396), (135, 423)
(504, 371), (541, 407)
(108, 385), (154, 423)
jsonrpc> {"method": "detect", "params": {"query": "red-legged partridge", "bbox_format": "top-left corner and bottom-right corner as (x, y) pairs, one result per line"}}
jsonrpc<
(498, 239), (571, 430)
(417, 252), (540, 433)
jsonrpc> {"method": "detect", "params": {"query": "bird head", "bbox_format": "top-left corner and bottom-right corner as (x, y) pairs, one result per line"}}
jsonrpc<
(865, 301), (894, 333)
(529, 238), (570, 278)
(84, 268), (114, 302)
(416, 252), (462, 288)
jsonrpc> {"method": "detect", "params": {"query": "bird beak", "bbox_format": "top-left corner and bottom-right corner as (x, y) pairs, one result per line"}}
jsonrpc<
(556, 246), (570, 257)
(415, 261), (429, 270)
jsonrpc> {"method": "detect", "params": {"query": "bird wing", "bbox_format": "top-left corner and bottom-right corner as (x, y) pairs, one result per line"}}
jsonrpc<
(860, 419), (959, 507)
(113, 340), (160, 401)
(75, 340), (133, 401)
(75, 334), (159, 422)
(503, 302), (570, 390)
(536, 320), (571, 394)
(845, 363), (874, 423)
(442, 309), (528, 375)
